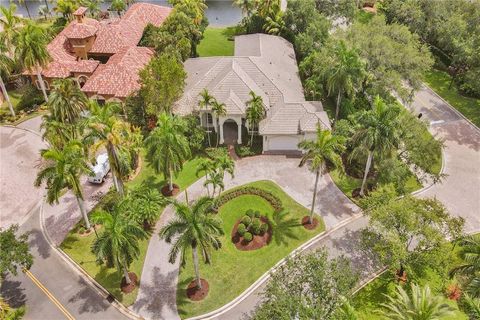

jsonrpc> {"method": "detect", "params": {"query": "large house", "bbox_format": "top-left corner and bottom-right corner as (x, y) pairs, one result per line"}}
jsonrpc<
(175, 34), (330, 154)
(25, 4), (171, 102)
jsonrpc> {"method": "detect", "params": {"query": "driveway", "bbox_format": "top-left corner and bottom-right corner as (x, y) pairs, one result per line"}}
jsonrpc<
(0, 125), (46, 228)
(409, 85), (480, 232)
(1, 117), (127, 320)
(133, 155), (360, 320)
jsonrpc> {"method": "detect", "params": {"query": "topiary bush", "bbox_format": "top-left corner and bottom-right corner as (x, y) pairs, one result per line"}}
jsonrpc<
(251, 219), (261, 235)
(241, 216), (251, 226)
(254, 210), (261, 218)
(237, 223), (246, 236)
(243, 232), (253, 242)
(260, 223), (269, 235)
(246, 210), (255, 218)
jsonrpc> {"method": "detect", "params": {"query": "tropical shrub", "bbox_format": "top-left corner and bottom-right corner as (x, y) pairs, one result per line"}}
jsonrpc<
(237, 223), (246, 236)
(16, 84), (45, 112)
(216, 186), (282, 211)
(242, 216), (251, 225)
(246, 210), (255, 218)
(243, 232), (253, 242)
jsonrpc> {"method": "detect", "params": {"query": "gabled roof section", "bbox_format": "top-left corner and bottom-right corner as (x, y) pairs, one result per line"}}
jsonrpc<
(81, 46), (154, 98)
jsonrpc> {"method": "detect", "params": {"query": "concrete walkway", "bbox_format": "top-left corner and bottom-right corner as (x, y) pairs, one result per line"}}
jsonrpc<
(132, 155), (360, 320)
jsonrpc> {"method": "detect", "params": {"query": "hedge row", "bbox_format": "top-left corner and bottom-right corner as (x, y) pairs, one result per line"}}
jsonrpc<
(216, 186), (283, 211)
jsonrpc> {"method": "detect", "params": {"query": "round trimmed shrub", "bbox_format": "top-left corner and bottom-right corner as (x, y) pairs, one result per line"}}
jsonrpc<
(254, 211), (261, 218)
(237, 223), (246, 236)
(260, 223), (269, 235)
(246, 210), (255, 218)
(243, 232), (253, 242)
(241, 216), (251, 225)
(251, 219), (261, 235)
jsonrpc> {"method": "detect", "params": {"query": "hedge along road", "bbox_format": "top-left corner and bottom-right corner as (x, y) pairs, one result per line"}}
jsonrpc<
(132, 154), (361, 320)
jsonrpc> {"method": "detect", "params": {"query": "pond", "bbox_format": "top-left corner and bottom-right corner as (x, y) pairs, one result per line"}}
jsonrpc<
(10, 0), (242, 27)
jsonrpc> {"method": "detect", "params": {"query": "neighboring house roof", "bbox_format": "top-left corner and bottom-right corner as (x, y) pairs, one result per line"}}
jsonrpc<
(81, 46), (154, 98)
(27, 3), (171, 99)
(89, 3), (172, 55)
(176, 34), (330, 135)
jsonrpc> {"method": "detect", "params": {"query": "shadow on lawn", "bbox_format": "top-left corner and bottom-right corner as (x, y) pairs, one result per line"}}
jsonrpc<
(176, 276), (196, 318)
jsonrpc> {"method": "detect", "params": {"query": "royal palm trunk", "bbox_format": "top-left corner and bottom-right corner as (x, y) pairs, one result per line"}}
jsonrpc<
(192, 243), (202, 289)
(123, 264), (131, 284)
(310, 169), (320, 224)
(335, 89), (342, 122)
(36, 68), (49, 102)
(76, 196), (91, 229)
(360, 151), (373, 196)
(0, 76), (15, 117)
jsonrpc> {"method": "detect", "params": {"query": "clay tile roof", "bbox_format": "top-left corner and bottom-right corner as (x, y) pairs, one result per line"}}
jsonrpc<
(73, 7), (88, 16)
(63, 21), (98, 39)
(81, 47), (154, 98)
(89, 3), (172, 55)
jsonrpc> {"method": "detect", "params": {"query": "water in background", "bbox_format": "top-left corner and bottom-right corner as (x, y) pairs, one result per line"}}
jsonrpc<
(5, 0), (242, 27)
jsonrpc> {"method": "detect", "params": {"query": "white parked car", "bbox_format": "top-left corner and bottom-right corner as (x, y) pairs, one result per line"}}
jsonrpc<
(88, 153), (110, 184)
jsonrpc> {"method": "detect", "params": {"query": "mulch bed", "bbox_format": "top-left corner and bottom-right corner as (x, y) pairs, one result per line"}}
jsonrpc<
(78, 224), (102, 237)
(186, 278), (209, 301)
(231, 216), (272, 251)
(121, 272), (138, 293)
(301, 216), (319, 230)
(161, 183), (180, 197)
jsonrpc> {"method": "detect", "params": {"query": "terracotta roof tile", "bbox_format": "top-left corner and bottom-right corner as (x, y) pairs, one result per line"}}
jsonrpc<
(81, 47), (154, 98)
(73, 6), (88, 16)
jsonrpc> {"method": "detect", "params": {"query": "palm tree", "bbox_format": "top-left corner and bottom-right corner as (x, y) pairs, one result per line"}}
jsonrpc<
(84, 101), (133, 197)
(16, 0), (32, 19)
(379, 283), (454, 319)
(234, 0), (255, 17)
(351, 96), (401, 196)
(38, 5), (50, 20)
(298, 126), (345, 225)
(110, 0), (126, 17)
(198, 88), (214, 147)
(196, 158), (215, 195)
(211, 98), (226, 147)
(0, 4), (22, 52)
(264, 9), (286, 36)
(245, 91), (265, 146)
(15, 22), (51, 103)
(462, 294), (480, 319)
(144, 112), (191, 193)
(47, 78), (89, 124)
(159, 197), (223, 289)
(35, 140), (93, 229)
(91, 206), (148, 286)
(41, 118), (77, 149)
(81, 0), (101, 18)
(55, 0), (77, 20)
(204, 171), (224, 198)
(326, 41), (365, 122)
(450, 234), (480, 297)
(126, 186), (168, 229)
(0, 42), (15, 117)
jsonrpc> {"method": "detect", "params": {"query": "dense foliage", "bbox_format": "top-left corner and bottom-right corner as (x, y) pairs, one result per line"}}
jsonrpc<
(0, 225), (33, 277)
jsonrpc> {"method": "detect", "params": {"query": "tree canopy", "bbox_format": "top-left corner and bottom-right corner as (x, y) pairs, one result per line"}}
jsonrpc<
(0, 225), (33, 277)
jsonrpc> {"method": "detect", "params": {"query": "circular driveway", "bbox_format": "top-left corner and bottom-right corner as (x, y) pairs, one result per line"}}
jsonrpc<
(0, 125), (46, 228)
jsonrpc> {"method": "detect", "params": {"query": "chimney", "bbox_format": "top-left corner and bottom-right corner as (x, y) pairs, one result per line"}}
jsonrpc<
(73, 7), (88, 23)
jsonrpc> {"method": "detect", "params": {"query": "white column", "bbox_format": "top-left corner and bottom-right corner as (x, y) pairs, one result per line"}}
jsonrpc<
(237, 119), (242, 144)
(219, 119), (224, 144)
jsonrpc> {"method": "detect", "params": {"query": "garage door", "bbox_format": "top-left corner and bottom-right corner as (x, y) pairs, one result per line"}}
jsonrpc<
(267, 135), (300, 151)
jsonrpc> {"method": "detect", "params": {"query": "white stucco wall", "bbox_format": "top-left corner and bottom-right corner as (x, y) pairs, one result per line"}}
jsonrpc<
(263, 132), (316, 152)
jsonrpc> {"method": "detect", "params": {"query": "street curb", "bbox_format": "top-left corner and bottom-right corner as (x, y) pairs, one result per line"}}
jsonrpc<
(422, 83), (480, 132)
(38, 196), (142, 320)
(185, 213), (364, 320)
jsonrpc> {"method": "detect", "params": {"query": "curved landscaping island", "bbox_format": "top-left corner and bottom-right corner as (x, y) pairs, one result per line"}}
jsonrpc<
(176, 180), (325, 318)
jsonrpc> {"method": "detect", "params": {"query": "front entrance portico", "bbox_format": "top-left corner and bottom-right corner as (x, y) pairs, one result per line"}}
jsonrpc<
(219, 116), (242, 144)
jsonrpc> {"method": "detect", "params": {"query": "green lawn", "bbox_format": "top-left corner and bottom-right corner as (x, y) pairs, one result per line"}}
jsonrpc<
(424, 69), (480, 127)
(60, 155), (205, 306)
(197, 27), (234, 57)
(1, 89), (22, 110)
(177, 180), (325, 318)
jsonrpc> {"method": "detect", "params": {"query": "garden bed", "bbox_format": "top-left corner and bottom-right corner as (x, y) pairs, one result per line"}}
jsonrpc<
(176, 180), (325, 318)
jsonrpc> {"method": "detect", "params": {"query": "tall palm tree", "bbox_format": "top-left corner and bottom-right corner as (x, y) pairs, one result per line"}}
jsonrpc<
(91, 206), (148, 286)
(171, 0), (206, 25)
(245, 91), (265, 146)
(41, 118), (77, 149)
(110, 0), (126, 17)
(450, 234), (480, 297)
(326, 41), (365, 122)
(81, 0), (101, 18)
(144, 112), (191, 193)
(211, 98), (226, 147)
(0, 4), (22, 52)
(35, 140), (93, 229)
(159, 197), (223, 289)
(47, 78), (89, 124)
(84, 101), (133, 197)
(234, 0), (255, 17)
(0, 42), (15, 117)
(214, 153), (235, 188)
(15, 22), (51, 102)
(204, 171), (224, 198)
(351, 96), (401, 196)
(298, 126), (345, 224)
(196, 158), (215, 195)
(55, 0), (78, 20)
(379, 283), (454, 320)
(16, 0), (32, 19)
(38, 5), (50, 20)
(198, 88), (214, 147)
